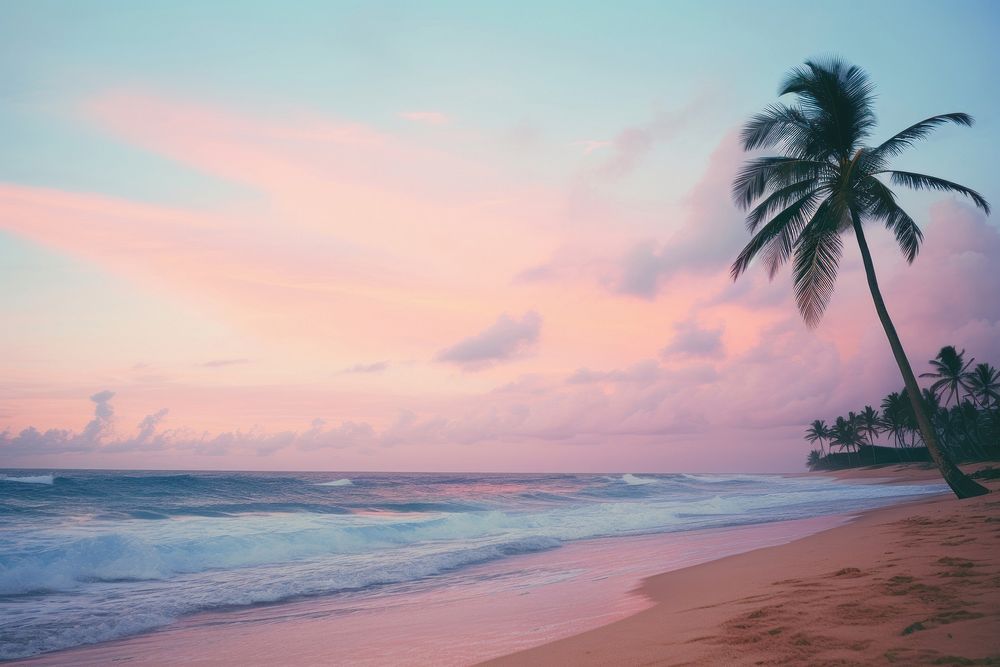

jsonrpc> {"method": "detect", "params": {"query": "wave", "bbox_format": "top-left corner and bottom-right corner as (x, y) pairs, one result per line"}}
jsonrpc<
(678, 473), (772, 484)
(316, 478), (353, 486)
(621, 473), (658, 486)
(0, 535), (560, 660)
(3, 476), (946, 597)
(0, 510), (564, 596)
(1, 474), (55, 485)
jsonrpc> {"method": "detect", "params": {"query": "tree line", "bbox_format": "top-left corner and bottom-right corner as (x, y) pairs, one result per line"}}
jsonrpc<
(805, 346), (1000, 469)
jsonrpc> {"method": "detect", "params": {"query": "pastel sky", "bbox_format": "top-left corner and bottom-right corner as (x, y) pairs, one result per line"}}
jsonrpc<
(3, 1), (999, 472)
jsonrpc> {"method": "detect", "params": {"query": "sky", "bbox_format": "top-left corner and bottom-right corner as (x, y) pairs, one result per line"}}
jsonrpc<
(2, 0), (999, 472)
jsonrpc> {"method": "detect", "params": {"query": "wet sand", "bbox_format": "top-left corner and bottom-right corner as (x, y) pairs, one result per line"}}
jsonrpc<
(486, 465), (1000, 666)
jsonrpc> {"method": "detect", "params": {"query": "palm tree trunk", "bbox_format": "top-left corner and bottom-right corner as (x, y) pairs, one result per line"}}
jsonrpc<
(852, 215), (988, 498)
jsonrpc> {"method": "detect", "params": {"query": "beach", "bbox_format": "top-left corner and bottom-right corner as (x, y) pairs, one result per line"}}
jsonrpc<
(489, 465), (1000, 666)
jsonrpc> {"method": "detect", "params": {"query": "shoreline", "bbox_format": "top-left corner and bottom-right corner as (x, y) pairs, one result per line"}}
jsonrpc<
(10, 514), (856, 666)
(485, 465), (1000, 666)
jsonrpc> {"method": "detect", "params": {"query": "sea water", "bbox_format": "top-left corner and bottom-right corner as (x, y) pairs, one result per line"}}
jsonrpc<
(0, 470), (944, 660)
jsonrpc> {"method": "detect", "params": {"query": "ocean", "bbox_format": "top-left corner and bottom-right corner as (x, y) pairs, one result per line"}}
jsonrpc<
(0, 470), (945, 661)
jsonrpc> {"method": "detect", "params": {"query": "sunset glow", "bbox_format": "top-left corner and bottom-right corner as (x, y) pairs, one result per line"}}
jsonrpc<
(3, 1), (998, 472)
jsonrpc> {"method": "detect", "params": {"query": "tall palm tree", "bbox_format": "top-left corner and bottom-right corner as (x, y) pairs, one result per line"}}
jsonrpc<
(730, 59), (989, 498)
(805, 419), (831, 457)
(966, 363), (1000, 409)
(920, 346), (974, 406)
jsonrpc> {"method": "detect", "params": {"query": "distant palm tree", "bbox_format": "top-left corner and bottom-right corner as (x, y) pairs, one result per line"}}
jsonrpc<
(730, 59), (989, 498)
(957, 400), (988, 458)
(807, 449), (822, 469)
(880, 391), (907, 451)
(805, 419), (831, 457)
(920, 346), (974, 406)
(966, 363), (1000, 409)
(922, 388), (952, 454)
(832, 414), (862, 464)
(859, 406), (880, 444)
(858, 405), (881, 463)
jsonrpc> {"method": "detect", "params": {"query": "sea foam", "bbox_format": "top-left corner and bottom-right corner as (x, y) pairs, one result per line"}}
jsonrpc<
(621, 473), (658, 486)
(316, 478), (353, 486)
(1, 474), (54, 485)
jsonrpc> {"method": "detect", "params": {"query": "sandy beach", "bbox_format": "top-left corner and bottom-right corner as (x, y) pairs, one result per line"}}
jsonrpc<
(487, 465), (1000, 666)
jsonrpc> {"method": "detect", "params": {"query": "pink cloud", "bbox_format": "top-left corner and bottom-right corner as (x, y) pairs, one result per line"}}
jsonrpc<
(588, 95), (712, 180)
(3, 89), (998, 473)
(437, 312), (542, 370)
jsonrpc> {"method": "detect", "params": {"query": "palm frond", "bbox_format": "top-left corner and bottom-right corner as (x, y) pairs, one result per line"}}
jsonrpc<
(745, 179), (820, 231)
(792, 200), (844, 327)
(873, 113), (974, 159)
(732, 157), (825, 210)
(731, 192), (820, 280)
(740, 104), (812, 151)
(780, 59), (877, 160)
(862, 177), (923, 262)
(887, 170), (991, 214)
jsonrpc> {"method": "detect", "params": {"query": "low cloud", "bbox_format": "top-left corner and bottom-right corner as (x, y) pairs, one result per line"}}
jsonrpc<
(567, 360), (662, 385)
(339, 361), (389, 375)
(589, 97), (709, 180)
(436, 311), (542, 370)
(661, 320), (724, 359)
(614, 132), (746, 298)
(0, 392), (383, 459)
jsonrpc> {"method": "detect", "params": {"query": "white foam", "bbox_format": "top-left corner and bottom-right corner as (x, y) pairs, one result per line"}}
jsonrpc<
(316, 478), (353, 486)
(1, 474), (54, 485)
(0, 536), (561, 659)
(621, 473), (657, 486)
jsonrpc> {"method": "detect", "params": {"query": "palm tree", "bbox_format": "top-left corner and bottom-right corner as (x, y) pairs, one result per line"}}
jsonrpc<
(966, 363), (1000, 409)
(832, 414), (862, 464)
(922, 388), (952, 454)
(805, 419), (831, 457)
(859, 405), (881, 463)
(920, 346), (974, 406)
(880, 391), (907, 451)
(807, 449), (822, 469)
(957, 400), (988, 458)
(730, 59), (989, 498)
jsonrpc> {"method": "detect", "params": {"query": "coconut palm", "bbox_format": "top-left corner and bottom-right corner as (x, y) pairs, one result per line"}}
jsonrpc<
(730, 59), (989, 498)
(805, 419), (831, 457)
(832, 415), (862, 464)
(858, 405), (881, 463)
(807, 449), (822, 469)
(880, 391), (907, 451)
(920, 346), (974, 406)
(966, 363), (1000, 409)
(859, 405), (880, 444)
(957, 400), (988, 458)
